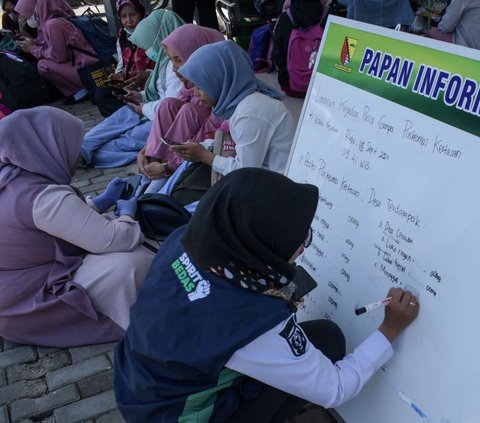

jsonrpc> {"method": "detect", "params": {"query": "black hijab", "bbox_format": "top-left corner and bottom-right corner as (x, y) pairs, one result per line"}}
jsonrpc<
(182, 168), (318, 293)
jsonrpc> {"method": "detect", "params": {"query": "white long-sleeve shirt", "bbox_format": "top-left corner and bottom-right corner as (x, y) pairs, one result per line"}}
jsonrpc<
(32, 185), (144, 254)
(141, 61), (182, 121)
(226, 316), (393, 408)
(212, 92), (295, 176)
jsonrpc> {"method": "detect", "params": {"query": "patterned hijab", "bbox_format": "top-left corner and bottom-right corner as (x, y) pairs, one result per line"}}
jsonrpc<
(0, 107), (84, 190)
(178, 40), (283, 120)
(116, 0), (145, 16)
(129, 9), (184, 102)
(182, 168), (318, 294)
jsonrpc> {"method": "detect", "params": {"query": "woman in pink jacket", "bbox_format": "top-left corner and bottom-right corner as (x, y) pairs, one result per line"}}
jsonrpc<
(15, 0), (97, 104)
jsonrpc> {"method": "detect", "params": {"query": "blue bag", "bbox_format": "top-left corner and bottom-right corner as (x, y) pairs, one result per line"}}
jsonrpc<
(68, 13), (116, 62)
(247, 22), (275, 72)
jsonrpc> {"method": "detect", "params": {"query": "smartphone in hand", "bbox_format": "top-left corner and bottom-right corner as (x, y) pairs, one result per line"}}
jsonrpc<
(111, 86), (128, 96)
(161, 138), (182, 146)
(292, 266), (318, 301)
(119, 175), (142, 200)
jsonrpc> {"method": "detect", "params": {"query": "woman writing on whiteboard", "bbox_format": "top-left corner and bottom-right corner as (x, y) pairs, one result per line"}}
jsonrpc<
(114, 168), (419, 422)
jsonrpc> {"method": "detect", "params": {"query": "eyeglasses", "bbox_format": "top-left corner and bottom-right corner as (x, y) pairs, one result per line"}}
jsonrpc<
(303, 227), (313, 249)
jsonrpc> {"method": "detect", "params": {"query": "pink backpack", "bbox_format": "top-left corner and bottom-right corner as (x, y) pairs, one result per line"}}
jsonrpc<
(286, 7), (328, 93)
(0, 102), (12, 120)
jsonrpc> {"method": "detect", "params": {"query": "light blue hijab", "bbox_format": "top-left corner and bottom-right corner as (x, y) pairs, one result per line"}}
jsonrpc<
(178, 40), (283, 120)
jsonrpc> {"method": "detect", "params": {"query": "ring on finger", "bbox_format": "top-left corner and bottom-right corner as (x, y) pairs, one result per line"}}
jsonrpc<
(409, 301), (416, 307)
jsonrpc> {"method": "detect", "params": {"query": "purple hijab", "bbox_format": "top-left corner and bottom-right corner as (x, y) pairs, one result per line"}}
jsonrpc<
(15, 0), (74, 23)
(0, 106), (84, 190)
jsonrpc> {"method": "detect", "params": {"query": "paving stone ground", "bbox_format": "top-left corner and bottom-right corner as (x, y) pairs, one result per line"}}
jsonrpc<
(0, 98), (339, 423)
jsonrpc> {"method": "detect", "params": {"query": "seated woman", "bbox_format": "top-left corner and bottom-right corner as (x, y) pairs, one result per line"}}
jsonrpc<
(15, 0), (98, 104)
(0, 106), (155, 347)
(338, 0), (414, 28)
(137, 23), (224, 194)
(170, 40), (295, 177)
(81, 9), (184, 169)
(2, 0), (20, 33)
(427, 0), (480, 50)
(114, 168), (419, 422)
(94, 0), (155, 118)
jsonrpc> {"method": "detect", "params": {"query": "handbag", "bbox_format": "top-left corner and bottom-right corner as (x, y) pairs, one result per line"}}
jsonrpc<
(211, 129), (237, 185)
(77, 57), (117, 98)
(135, 193), (192, 241)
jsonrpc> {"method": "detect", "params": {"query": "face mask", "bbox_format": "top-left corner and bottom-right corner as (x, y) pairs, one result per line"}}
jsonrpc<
(27, 15), (38, 28)
(145, 47), (159, 62)
(123, 27), (133, 35)
(145, 30), (162, 62)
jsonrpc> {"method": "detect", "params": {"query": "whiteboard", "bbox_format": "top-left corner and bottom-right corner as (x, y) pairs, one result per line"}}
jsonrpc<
(286, 16), (480, 423)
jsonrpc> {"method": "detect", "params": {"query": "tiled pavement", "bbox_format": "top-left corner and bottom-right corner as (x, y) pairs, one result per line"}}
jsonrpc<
(0, 98), (339, 423)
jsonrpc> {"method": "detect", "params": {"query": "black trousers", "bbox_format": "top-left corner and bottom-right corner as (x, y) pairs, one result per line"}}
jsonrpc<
(226, 319), (346, 423)
(172, 0), (219, 30)
(94, 87), (125, 118)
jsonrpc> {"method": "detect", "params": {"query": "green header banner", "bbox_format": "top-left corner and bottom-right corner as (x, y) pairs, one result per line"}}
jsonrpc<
(318, 23), (480, 137)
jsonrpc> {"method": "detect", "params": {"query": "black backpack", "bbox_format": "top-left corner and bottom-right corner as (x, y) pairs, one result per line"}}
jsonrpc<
(134, 163), (212, 241)
(136, 193), (192, 241)
(253, 0), (283, 20)
(0, 53), (54, 111)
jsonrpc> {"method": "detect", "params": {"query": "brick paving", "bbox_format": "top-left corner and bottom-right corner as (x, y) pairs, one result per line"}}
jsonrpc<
(0, 98), (338, 423)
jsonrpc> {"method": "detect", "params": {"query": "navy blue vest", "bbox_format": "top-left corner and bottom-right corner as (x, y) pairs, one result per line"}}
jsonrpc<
(115, 227), (293, 422)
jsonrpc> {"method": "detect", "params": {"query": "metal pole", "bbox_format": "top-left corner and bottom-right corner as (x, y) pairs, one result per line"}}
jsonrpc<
(103, 0), (119, 36)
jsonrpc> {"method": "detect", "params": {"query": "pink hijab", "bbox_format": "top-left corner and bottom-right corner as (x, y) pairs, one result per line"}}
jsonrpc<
(161, 24), (224, 64)
(0, 107), (84, 189)
(15, 0), (74, 24)
(161, 24), (224, 101)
